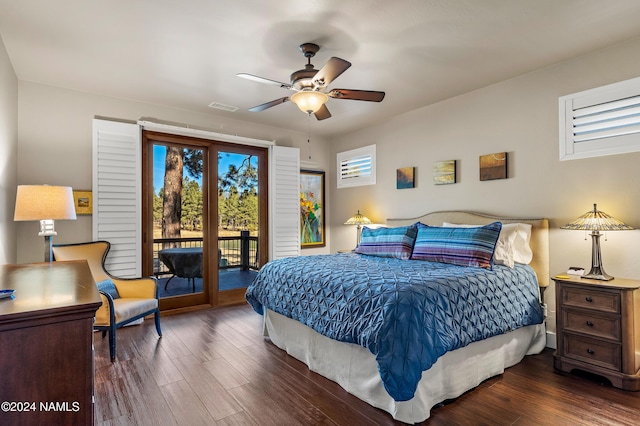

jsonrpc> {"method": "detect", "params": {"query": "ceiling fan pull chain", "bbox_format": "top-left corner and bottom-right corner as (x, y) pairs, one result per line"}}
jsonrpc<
(307, 112), (312, 161)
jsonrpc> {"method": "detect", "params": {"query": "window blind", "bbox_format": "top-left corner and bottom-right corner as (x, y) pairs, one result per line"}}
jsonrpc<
(560, 76), (640, 161)
(572, 95), (640, 143)
(337, 144), (376, 188)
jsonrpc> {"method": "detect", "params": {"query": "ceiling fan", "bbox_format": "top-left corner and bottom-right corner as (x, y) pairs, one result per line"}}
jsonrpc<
(237, 42), (385, 120)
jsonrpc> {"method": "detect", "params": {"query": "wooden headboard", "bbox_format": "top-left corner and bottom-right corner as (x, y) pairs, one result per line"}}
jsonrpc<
(386, 211), (550, 287)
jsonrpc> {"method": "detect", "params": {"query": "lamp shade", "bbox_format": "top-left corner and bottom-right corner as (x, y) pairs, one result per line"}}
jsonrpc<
(14, 185), (77, 221)
(290, 90), (329, 114)
(561, 203), (633, 231)
(561, 203), (633, 281)
(344, 210), (372, 226)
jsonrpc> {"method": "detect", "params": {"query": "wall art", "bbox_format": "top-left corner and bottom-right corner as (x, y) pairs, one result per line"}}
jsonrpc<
(300, 170), (325, 248)
(396, 167), (416, 189)
(479, 152), (508, 181)
(433, 160), (456, 185)
(73, 190), (92, 215)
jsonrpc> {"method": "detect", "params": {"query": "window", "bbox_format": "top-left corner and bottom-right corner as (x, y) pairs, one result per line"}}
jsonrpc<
(337, 144), (376, 188)
(559, 76), (640, 161)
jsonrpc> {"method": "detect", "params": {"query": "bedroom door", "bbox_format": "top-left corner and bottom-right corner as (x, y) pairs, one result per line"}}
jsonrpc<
(142, 131), (268, 309)
(143, 132), (211, 311)
(216, 146), (268, 306)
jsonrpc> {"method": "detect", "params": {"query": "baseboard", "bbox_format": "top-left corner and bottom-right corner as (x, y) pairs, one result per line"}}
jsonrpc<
(546, 331), (557, 350)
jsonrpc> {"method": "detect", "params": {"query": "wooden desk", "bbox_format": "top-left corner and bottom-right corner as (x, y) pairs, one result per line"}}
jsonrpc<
(0, 260), (102, 425)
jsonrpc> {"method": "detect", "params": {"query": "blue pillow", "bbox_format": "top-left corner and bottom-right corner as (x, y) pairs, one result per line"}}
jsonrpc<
(410, 222), (502, 269)
(355, 225), (417, 260)
(96, 279), (120, 299)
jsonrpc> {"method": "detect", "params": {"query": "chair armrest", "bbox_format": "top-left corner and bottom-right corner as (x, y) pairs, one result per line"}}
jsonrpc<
(94, 292), (113, 326)
(113, 277), (158, 299)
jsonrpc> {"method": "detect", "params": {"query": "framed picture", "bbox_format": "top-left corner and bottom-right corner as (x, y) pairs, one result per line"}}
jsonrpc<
(434, 160), (456, 185)
(396, 167), (416, 189)
(479, 152), (508, 181)
(73, 190), (92, 215)
(300, 170), (325, 248)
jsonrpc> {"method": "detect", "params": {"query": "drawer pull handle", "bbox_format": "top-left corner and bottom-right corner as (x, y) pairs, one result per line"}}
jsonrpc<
(587, 348), (595, 355)
(586, 321), (594, 327)
(585, 296), (593, 303)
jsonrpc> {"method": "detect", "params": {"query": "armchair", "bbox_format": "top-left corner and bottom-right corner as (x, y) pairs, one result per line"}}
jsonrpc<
(52, 241), (162, 361)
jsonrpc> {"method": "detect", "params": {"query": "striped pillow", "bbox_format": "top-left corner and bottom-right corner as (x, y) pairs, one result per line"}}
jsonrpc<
(355, 225), (417, 260)
(410, 222), (502, 268)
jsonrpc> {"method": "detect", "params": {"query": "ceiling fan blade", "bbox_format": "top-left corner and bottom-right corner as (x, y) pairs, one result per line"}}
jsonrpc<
(248, 97), (290, 112)
(312, 57), (351, 88)
(314, 104), (331, 121)
(328, 89), (385, 102)
(237, 73), (294, 90)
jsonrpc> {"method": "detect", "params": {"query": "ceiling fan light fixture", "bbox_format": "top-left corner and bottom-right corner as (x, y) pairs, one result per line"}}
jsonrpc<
(291, 90), (328, 114)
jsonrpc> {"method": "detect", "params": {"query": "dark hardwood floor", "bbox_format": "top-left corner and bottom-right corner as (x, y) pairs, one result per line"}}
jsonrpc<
(95, 304), (640, 425)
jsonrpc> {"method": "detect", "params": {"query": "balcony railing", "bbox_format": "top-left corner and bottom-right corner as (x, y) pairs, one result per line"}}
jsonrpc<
(153, 231), (259, 276)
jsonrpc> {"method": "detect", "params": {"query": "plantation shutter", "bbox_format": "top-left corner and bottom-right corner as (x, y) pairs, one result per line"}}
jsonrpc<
(92, 119), (142, 277)
(560, 76), (640, 160)
(571, 95), (640, 143)
(337, 144), (376, 188)
(269, 145), (300, 260)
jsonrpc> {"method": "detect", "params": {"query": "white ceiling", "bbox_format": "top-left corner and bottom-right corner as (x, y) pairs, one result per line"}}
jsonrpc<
(2, 0), (640, 137)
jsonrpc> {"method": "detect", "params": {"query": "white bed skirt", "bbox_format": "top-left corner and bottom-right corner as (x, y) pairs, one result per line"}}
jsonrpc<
(264, 309), (546, 424)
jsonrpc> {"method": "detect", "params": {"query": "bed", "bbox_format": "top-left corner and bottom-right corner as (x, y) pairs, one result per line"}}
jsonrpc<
(245, 211), (549, 423)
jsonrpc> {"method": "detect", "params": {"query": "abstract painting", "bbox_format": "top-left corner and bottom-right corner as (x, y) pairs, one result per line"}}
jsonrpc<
(433, 160), (456, 185)
(397, 167), (415, 189)
(479, 152), (508, 181)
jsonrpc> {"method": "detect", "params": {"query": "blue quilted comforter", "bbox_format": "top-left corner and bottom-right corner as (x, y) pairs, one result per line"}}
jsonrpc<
(245, 253), (543, 401)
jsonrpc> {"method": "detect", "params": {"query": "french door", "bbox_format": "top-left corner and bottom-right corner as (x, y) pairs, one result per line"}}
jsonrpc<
(142, 131), (268, 310)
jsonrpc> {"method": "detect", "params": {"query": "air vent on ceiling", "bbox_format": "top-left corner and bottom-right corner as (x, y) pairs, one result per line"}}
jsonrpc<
(208, 102), (238, 112)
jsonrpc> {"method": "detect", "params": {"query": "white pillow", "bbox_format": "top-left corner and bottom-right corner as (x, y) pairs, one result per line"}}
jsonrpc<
(443, 222), (533, 267)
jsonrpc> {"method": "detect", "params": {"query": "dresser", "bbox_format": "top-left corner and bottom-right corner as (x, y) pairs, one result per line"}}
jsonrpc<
(553, 275), (640, 390)
(0, 260), (102, 425)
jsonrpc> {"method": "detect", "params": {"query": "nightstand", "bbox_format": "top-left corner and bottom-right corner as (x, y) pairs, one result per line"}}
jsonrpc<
(553, 274), (640, 390)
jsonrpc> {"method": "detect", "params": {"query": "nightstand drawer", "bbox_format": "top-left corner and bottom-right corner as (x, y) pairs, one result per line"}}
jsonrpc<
(562, 310), (620, 341)
(563, 334), (621, 371)
(562, 286), (620, 314)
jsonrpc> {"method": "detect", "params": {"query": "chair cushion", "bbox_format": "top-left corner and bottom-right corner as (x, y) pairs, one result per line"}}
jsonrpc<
(94, 298), (158, 326)
(96, 279), (120, 299)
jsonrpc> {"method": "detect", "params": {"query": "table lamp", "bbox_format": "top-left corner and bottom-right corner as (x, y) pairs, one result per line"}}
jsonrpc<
(14, 185), (77, 262)
(561, 203), (633, 280)
(344, 210), (371, 247)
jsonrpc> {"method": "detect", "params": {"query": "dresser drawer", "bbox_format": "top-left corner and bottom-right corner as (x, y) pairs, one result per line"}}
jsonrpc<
(562, 310), (621, 341)
(562, 286), (620, 314)
(563, 334), (621, 371)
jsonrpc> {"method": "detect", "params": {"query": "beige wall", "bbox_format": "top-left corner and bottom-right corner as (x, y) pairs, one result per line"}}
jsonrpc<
(329, 37), (640, 337)
(16, 82), (331, 264)
(0, 35), (18, 264)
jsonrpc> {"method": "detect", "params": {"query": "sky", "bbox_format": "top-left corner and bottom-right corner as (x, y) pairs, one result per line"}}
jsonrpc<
(152, 145), (257, 193)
